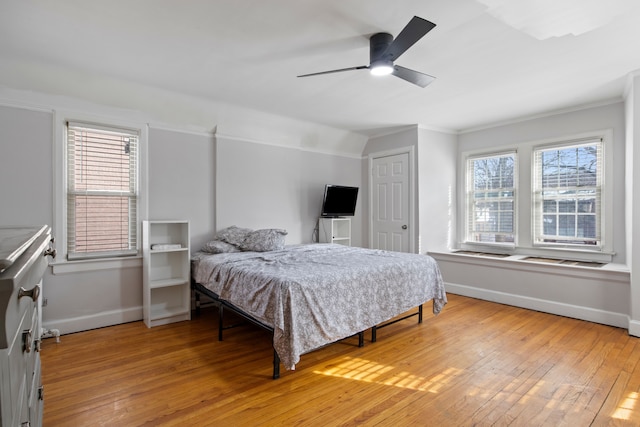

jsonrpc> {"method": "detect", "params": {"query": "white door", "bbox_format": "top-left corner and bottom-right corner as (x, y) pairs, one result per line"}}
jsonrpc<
(371, 152), (410, 252)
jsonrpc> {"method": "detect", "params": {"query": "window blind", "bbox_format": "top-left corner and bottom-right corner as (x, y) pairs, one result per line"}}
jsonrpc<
(466, 151), (516, 245)
(532, 138), (603, 247)
(66, 122), (139, 259)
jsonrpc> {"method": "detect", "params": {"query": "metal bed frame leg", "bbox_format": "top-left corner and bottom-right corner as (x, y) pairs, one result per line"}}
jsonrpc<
(273, 350), (280, 379)
(218, 304), (224, 341)
(371, 304), (424, 342)
(358, 331), (364, 347)
(195, 291), (201, 315)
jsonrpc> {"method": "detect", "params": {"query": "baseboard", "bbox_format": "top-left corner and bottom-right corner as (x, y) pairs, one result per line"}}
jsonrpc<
(43, 306), (143, 336)
(41, 288), (636, 337)
(445, 282), (629, 330)
(628, 319), (640, 337)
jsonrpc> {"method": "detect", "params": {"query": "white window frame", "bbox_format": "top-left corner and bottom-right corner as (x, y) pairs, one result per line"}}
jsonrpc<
(460, 130), (614, 263)
(52, 110), (148, 273)
(532, 138), (604, 250)
(464, 151), (518, 248)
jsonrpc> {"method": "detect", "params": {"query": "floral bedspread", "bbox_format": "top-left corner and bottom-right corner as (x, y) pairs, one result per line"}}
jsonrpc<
(192, 243), (447, 370)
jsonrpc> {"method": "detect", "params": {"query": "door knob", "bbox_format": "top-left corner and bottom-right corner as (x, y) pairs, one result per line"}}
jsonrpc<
(402, 225), (408, 229)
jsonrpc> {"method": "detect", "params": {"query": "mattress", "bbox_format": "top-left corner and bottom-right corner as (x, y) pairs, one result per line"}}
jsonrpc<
(192, 243), (447, 369)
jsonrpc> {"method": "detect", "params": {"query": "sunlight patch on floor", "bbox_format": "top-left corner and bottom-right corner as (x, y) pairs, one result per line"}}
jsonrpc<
(612, 391), (638, 420)
(313, 357), (461, 392)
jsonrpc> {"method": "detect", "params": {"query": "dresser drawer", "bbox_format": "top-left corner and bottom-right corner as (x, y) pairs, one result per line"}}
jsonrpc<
(1, 232), (49, 350)
(28, 354), (43, 427)
(4, 303), (30, 426)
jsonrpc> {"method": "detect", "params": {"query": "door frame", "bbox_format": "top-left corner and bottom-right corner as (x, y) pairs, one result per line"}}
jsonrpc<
(368, 146), (416, 253)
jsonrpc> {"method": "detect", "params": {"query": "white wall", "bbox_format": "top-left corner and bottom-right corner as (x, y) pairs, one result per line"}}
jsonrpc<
(148, 127), (215, 252)
(215, 135), (363, 246)
(431, 101), (631, 330)
(0, 105), (52, 226)
(2, 78), (634, 335)
(625, 73), (640, 336)
(417, 127), (457, 253)
(0, 80), (367, 334)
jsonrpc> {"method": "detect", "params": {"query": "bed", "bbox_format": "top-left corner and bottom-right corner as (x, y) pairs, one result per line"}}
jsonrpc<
(191, 229), (447, 378)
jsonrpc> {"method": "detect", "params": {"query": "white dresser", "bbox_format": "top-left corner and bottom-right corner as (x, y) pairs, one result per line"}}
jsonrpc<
(0, 226), (54, 427)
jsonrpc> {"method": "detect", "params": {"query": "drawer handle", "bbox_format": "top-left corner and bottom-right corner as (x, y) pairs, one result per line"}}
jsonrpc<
(23, 328), (33, 353)
(44, 247), (57, 259)
(18, 284), (40, 302)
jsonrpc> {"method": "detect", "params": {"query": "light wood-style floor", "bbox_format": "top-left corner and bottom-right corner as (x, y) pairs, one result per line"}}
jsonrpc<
(41, 294), (640, 426)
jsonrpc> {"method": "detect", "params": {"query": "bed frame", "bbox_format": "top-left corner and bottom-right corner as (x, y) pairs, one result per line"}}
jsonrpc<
(192, 281), (422, 379)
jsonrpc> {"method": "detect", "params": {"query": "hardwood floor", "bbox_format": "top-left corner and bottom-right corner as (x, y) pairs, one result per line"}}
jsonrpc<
(41, 294), (640, 426)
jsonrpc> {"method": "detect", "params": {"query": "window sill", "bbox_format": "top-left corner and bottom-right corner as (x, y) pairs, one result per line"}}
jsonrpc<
(50, 255), (142, 275)
(458, 242), (614, 264)
(429, 250), (629, 281)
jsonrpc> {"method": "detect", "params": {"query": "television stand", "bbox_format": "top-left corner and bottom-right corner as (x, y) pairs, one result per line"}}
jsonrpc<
(318, 217), (351, 246)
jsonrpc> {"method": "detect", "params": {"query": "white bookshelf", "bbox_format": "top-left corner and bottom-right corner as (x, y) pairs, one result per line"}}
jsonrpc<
(318, 217), (351, 246)
(142, 220), (191, 327)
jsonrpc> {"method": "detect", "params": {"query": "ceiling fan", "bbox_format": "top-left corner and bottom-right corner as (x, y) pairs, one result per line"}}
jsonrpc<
(297, 16), (437, 88)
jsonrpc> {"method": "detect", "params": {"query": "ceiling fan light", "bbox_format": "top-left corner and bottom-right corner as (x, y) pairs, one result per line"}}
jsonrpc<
(370, 62), (394, 76)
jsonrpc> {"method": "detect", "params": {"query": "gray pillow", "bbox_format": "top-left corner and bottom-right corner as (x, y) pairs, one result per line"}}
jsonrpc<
(215, 226), (253, 247)
(201, 240), (241, 254)
(240, 229), (288, 252)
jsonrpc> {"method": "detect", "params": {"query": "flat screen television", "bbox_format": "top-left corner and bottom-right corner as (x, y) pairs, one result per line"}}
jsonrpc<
(320, 184), (359, 217)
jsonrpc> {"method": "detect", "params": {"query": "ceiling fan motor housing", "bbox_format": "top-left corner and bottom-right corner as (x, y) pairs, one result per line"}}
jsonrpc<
(370, 32), (394, 63)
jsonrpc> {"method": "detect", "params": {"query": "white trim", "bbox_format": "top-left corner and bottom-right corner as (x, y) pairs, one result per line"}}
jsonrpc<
(52, 109), (149, 273)
(368, 146), (416, 253)
(417, 123), (458, 135)
(459, 98), (623, 134)
(0, 97), (53, 114)
(0, 87), (153, 123)
(364, 124), (457, 139)
(444, 282), (629, 329)
(624, 70), (640, 100)
(531, 138), (605, 250)
(43, 306), (143, 336)
(464, 150), (518, 246)
(51, 256), (141, 275)
(629, 320), (640, 337)
(148, 121), (216, 138)
(361, 125), (418, 139)
(430, 250), (630, 277)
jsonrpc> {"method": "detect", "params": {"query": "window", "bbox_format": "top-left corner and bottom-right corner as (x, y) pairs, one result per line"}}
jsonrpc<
(461, 131), (612, 261)
(66, 122), (139, 260)
(533, 139), (602, 248)
(466, 152), (516, 245)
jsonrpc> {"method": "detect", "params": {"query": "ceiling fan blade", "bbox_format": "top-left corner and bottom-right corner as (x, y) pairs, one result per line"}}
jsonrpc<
(384, 16), (436, 61)
(392, 65), (435, 88)
(297, 65), (368, 78)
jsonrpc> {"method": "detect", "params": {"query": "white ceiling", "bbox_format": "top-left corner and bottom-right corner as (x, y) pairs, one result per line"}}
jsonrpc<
(2, 0), (640, 135)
